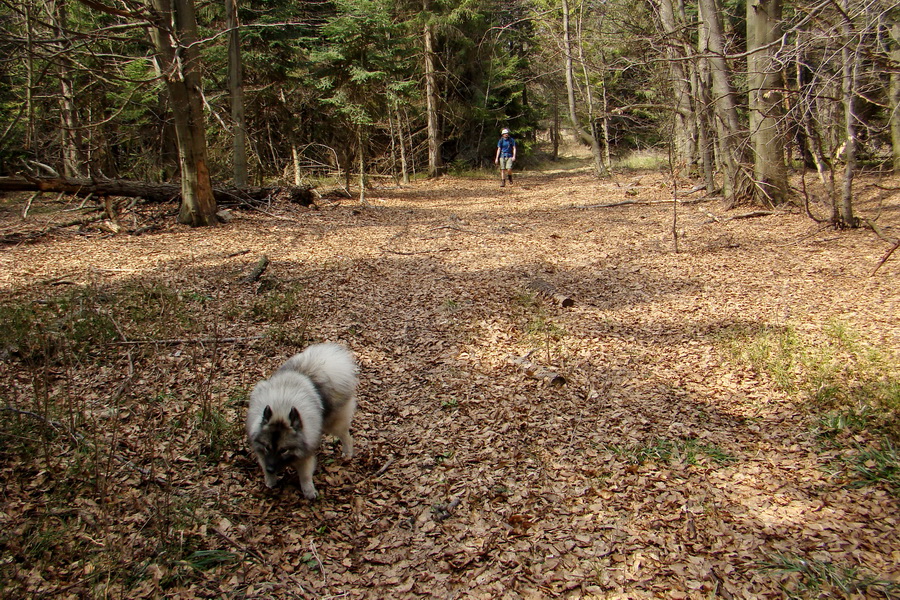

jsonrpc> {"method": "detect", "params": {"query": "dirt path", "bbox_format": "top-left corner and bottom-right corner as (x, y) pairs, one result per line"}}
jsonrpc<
(0, 165), (898, 598)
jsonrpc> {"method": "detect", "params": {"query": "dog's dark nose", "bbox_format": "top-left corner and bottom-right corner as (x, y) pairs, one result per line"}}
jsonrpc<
(265, 466), (277, 474)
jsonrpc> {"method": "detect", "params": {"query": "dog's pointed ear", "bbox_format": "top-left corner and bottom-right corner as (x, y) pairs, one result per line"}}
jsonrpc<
(261, 405), (272, 424)
(289, 407), (302, 429)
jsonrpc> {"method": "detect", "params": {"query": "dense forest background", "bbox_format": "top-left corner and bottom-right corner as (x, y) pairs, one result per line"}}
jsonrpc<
(1, 0), (899, 224)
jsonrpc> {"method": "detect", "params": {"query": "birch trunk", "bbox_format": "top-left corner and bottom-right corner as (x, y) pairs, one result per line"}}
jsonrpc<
(562, 0), (607, 177)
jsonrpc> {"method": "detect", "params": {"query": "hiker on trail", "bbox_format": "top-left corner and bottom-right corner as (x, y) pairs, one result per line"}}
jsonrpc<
(494, 128), (516, 187)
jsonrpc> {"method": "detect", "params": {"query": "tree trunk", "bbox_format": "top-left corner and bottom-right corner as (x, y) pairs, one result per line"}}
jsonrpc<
(839, 0), (858, 227)
(227, 0), (248, 187)
(551, 90), (560, 160)
(561, 0), (607, 178)
(390, 106), (410, 185)
(423, 0), (444, 178)
(291, 139), (301, 186)
(24, 1), (36, 153)
(358, 126), (368, 205)
(147, 0), (218, 226)
(698, 0), (751, 205)
(695, 9), (717, 192)
(890, 24), (900, 172)
(747, 0), (787, 206)
(49, 0), (86, 178)
(657, 0), (696, 168)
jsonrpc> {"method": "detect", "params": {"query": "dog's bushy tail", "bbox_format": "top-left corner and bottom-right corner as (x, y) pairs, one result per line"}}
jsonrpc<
(280, 343), (357, 403)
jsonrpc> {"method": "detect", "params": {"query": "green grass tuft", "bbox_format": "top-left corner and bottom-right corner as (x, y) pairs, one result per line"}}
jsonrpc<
(759, 553), (900, 598)
(718, 320), (899, 492)
(847, 440), (900, 493)
(609, 437), (737, 467)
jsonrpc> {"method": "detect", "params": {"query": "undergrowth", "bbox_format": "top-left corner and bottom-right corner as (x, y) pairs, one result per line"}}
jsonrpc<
(0, 278), (308, 597)
(608, 437), (737, 467)
(718, 320), (900, 493)
(759, 553), (900, 599)
(513, 290), (567, 363)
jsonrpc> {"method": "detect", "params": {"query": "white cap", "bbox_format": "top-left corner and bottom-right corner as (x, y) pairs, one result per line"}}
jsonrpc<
(501, 128), (510, 134)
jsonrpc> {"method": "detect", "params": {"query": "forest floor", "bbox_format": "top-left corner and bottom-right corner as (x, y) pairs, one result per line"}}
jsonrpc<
(1, 155), (899, 599)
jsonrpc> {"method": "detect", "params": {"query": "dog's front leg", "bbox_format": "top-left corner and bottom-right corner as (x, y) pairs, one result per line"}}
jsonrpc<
(257, 457), (279, 488)
(296, 455), (318, 499)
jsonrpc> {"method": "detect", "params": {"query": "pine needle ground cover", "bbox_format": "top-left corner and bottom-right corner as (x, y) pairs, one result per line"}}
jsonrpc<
(1, 164), (898, 598)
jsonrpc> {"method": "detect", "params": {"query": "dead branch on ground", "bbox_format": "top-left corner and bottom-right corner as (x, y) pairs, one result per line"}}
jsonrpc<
(241, 255), (270, 283)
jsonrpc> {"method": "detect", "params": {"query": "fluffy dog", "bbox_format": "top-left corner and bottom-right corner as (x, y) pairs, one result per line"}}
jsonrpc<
(246, 343), (357, 499)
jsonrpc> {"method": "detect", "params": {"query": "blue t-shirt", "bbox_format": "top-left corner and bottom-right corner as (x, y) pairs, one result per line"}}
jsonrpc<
(497, 136), (516, 157)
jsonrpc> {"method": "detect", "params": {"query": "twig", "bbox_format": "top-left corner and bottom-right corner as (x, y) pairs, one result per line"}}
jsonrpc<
(4, 396), (178, 492)
(359, 455), (396, 486)
(699, 209), (722, 223)
(1, 406), (75, 442)
(381, 248), (430, 256)
(427, 224), (479, 235)
(213, 527), (311, 598)
(111, 454), (180, 493)
(213, 527), (268, 563)
(861, 217), (899, 245)
(872, 239), (900, 276)
(774, 224), (832, 247)
(579, 199), (638, 209)
(22, 192), (40, 218)
(724, 210), (776, 221)
(576, 198), (707, 209)
(373, 456), (395, 478)
(248, 205), (300, 222)
(309, 540), (327, 585)
(110, 335), (265, 346)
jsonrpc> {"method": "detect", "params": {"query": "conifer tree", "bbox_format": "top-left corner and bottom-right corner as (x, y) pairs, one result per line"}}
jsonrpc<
(309, 0), (414, 200)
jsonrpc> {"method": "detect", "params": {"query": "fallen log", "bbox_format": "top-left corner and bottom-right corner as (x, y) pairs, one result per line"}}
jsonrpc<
(0, 214), (106, 246)
(241, 254), (270, 283)
(0, 175), (314, 207)
(508, 354), (567, 387)
(527, 278), (575, 308)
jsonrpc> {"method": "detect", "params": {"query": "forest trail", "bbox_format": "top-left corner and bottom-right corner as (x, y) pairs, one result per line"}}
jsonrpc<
(1, 162), (898, 598)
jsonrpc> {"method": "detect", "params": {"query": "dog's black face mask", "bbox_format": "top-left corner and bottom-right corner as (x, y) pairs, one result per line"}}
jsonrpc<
(252, 407), (309, 475)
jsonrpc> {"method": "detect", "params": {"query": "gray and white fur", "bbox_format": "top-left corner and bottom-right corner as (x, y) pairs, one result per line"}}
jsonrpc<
(246, 343), (357, 499)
